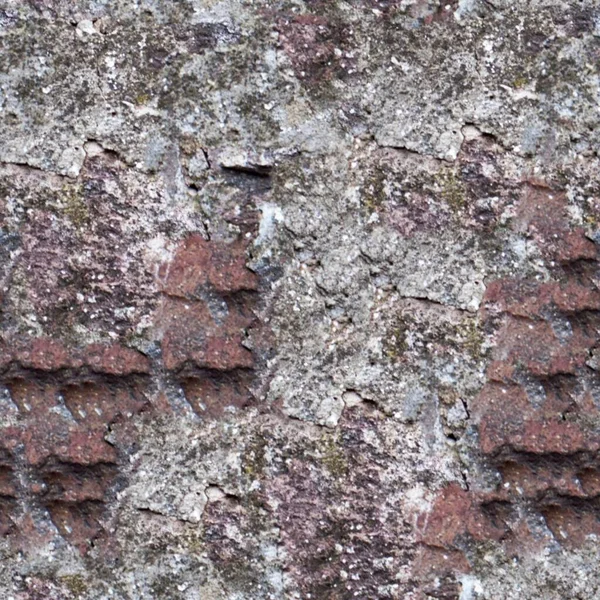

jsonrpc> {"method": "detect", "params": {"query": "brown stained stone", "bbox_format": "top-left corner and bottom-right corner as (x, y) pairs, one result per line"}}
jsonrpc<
(541, 505), (600, 547)
(259, 408), (413, 599)
(498, 462), (587, 501)
(83, 343), (151, 375)
(483, 375), (581, 421)
(15, 577), (73, 600)
(275, 14), (337, 83)
(160, 296), (254, 372)
(384, 190), (454, 237)
(420, 484), (505, 549)
(484, 279), (600, 319)
(181, 370), (254, 418)
(421, 1), (461, 25)
(8, 181), (158, 340)
(0, 231), (263, 556)
(160, 234), (257, 297)
(46, 501), (106, 554)
(489, 318), (594, 378)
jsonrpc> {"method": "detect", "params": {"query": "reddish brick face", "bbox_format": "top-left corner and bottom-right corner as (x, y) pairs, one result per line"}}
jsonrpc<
(0, 233), (261, 554)
(419, 484), (506, 548)
(416, 182), (600, 592)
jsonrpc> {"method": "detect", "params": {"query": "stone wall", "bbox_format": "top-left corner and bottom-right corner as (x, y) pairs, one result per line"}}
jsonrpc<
(1, 1), (600, 598)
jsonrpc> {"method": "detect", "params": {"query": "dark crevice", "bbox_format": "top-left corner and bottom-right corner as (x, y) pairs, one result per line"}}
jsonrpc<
(460, 398), (471, 420)
(221, 164), (272, 178)
(461, 471), (470, 491)
(201, 148), (212, 170)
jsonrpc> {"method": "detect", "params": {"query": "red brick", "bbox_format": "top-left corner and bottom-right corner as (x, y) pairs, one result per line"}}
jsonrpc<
(481, 414), (599, 456)
(490, 318), (593, 378)
(0, 448), (16, 496)
(412, 546), (469, 599)
(161, 234), (257, 297)
(13, 338), (74, 371)
(39, 463), (117, 503)
(513, 186), (568, 239)
(5, 380), (118, 467)
(181, 371), (254, 418)
(0, 231), (263, 556)
(556, 229), (597, 263)
(517, 419), (599, 455)
(84, 343), (150, 375)
(475, 382), (532, 419)
(541, 505), (600, 546)
(512, 186), (596, 263)
(483, 279), (600, 319)
(499, 462), (587, 500)
(160, 297), (254, 372)
(0, 498), (16, 536)
(62, 382), (147, 427)
(0, 340), (11, 371)
(46, 501), (105, 554)
(578, 468), (600, 497)
(420, 484), (505, 548)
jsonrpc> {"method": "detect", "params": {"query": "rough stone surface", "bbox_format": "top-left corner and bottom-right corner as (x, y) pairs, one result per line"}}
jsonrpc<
(2, 0), (600, 598)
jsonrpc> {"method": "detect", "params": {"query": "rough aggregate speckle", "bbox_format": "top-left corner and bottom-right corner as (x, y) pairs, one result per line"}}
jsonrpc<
(2, 0), (600, 598)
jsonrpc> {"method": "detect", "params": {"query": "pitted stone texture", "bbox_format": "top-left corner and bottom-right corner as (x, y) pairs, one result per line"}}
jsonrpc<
(4, 0), (600, 599)
(0, 225), (262, 557)
(415, 181), (600, 595)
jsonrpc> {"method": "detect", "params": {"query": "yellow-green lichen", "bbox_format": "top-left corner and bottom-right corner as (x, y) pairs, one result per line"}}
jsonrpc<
(384, 316), (410, 361)
(436, 169), (467, 213)
(318, 434), (348, 479)
(459, 318), (485, 360)
(512, 75), (529, 89)
(242, 434), (268, 479)
(59, 574), (88, 597)
(362, 167), (387, 213)
(60, 184), (89, 228)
